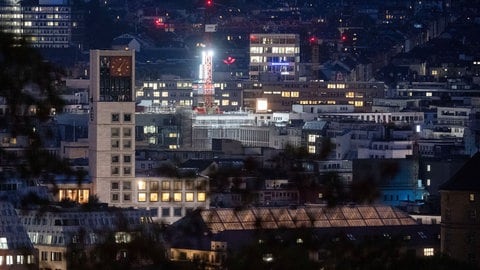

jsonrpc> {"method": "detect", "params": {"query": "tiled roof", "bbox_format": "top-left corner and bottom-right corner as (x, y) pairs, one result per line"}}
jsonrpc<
(440, 151), (480, 191)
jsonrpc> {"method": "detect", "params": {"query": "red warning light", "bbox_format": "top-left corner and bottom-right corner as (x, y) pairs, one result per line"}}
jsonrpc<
(309, 36), (317, 43)
(223, 56), (236, 65)
(206, 0), (213, 7)
(341, 34), (347, 41)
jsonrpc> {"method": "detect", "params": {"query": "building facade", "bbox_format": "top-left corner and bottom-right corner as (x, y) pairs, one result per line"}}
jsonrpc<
(249, 33), (300, 82)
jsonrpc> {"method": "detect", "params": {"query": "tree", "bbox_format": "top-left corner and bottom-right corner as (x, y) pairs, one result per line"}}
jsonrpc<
(0, 31), (84, 191)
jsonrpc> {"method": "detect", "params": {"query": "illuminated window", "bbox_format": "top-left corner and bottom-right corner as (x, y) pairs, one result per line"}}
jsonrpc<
(174, 192), (182, 202)
(423, 248), (434, 256)
(186, 192), (194, 202)
(137, 180), (146, 190)
(282, 91), (291, 97)
(327, 100), (336, 104)
(138, 193), (147, 202)
(345, 92), (354, 98)
(150, 192), (158, 202)
(308, 145), (316, 154)
(232, 101), (238, 106)
(427, 179), (431, 186)
(426, 92), (432, 97)
(222, 100), (229, 106)
(169, 145), (178, 149)
(291, 91), (299, 97)
(161, 91), (168, 97)
(427, 165), (431, 172)
(168, 133), (178, 138)
(327, 83), (336, 89)
(308, 134), (318, 143)
(336, 84), (345, 89)
(153, 91), (160, 97)
(6, 255), (13, 265)
(354, 101), (363, 107)
(161, 192), (170, 202)
(198, 192), (206, 202)
(431, 70), (438, 75)
(470, 193), (475, 202)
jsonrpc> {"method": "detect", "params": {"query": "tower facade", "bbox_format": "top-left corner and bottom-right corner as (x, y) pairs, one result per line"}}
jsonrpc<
(89, 49), (135, 205)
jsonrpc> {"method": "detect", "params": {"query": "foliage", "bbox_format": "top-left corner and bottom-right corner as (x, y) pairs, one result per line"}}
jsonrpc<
(0, 31), (87, 184)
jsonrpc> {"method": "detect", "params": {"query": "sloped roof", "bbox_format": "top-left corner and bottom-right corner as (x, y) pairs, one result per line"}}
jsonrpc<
(179, 205), (417, 233)
(440, 152), (480, 191)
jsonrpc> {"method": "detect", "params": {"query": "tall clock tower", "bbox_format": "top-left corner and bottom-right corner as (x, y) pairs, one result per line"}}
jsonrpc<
(89, 50), (135, 206)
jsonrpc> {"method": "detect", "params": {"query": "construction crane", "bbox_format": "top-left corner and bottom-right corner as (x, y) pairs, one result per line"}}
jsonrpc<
(193, 0), (218, 114)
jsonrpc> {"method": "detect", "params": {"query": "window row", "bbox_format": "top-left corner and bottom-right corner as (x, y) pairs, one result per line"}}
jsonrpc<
(0, 254), (35, 265)
(111, 180), (207, 191)
(111, 166), (132, 176)
(111, 192), (206, 203)
(111, 127), (132, 137)
(41, 251), (62, 262)
(111, 139), (132, 149)
(111, 113), (132, 122)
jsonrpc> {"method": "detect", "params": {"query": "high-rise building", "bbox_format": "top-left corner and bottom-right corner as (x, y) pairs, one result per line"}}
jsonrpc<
(89, 49), (136, 206)
(0, 0), (83, 48)
(249, 33), (300, 82)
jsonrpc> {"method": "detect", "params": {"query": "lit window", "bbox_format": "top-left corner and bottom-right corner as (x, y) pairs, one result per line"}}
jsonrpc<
(186, 192), (194, 202)
(137, 180), (146, 190)
(150, 192), (158, 202)
(308, 145), (316, 154)
(431, 70), (438, 75)
(138, 193), (147, 202)
(161, 91), (168, 97)
(0, 237), (7, 249)
(198, 192), (206, 202)
(345, 92), (354, 98)
(470, 193), (475, 202)
(427, 165), (431, 172)
(308, 134), (318, 143)
(168, 133), (178, 138)
(426, 92), (432, 97)
(427, 179), (431, 186)
(161, 192), (170, 202)
(354, 101), (363, 107)
(174, 192), (182, 202)
(423, 248), (434, 256)
(6, 255), (13, 265)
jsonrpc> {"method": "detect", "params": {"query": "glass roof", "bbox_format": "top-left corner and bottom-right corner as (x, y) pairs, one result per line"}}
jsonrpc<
(202, 205), (418, 232)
